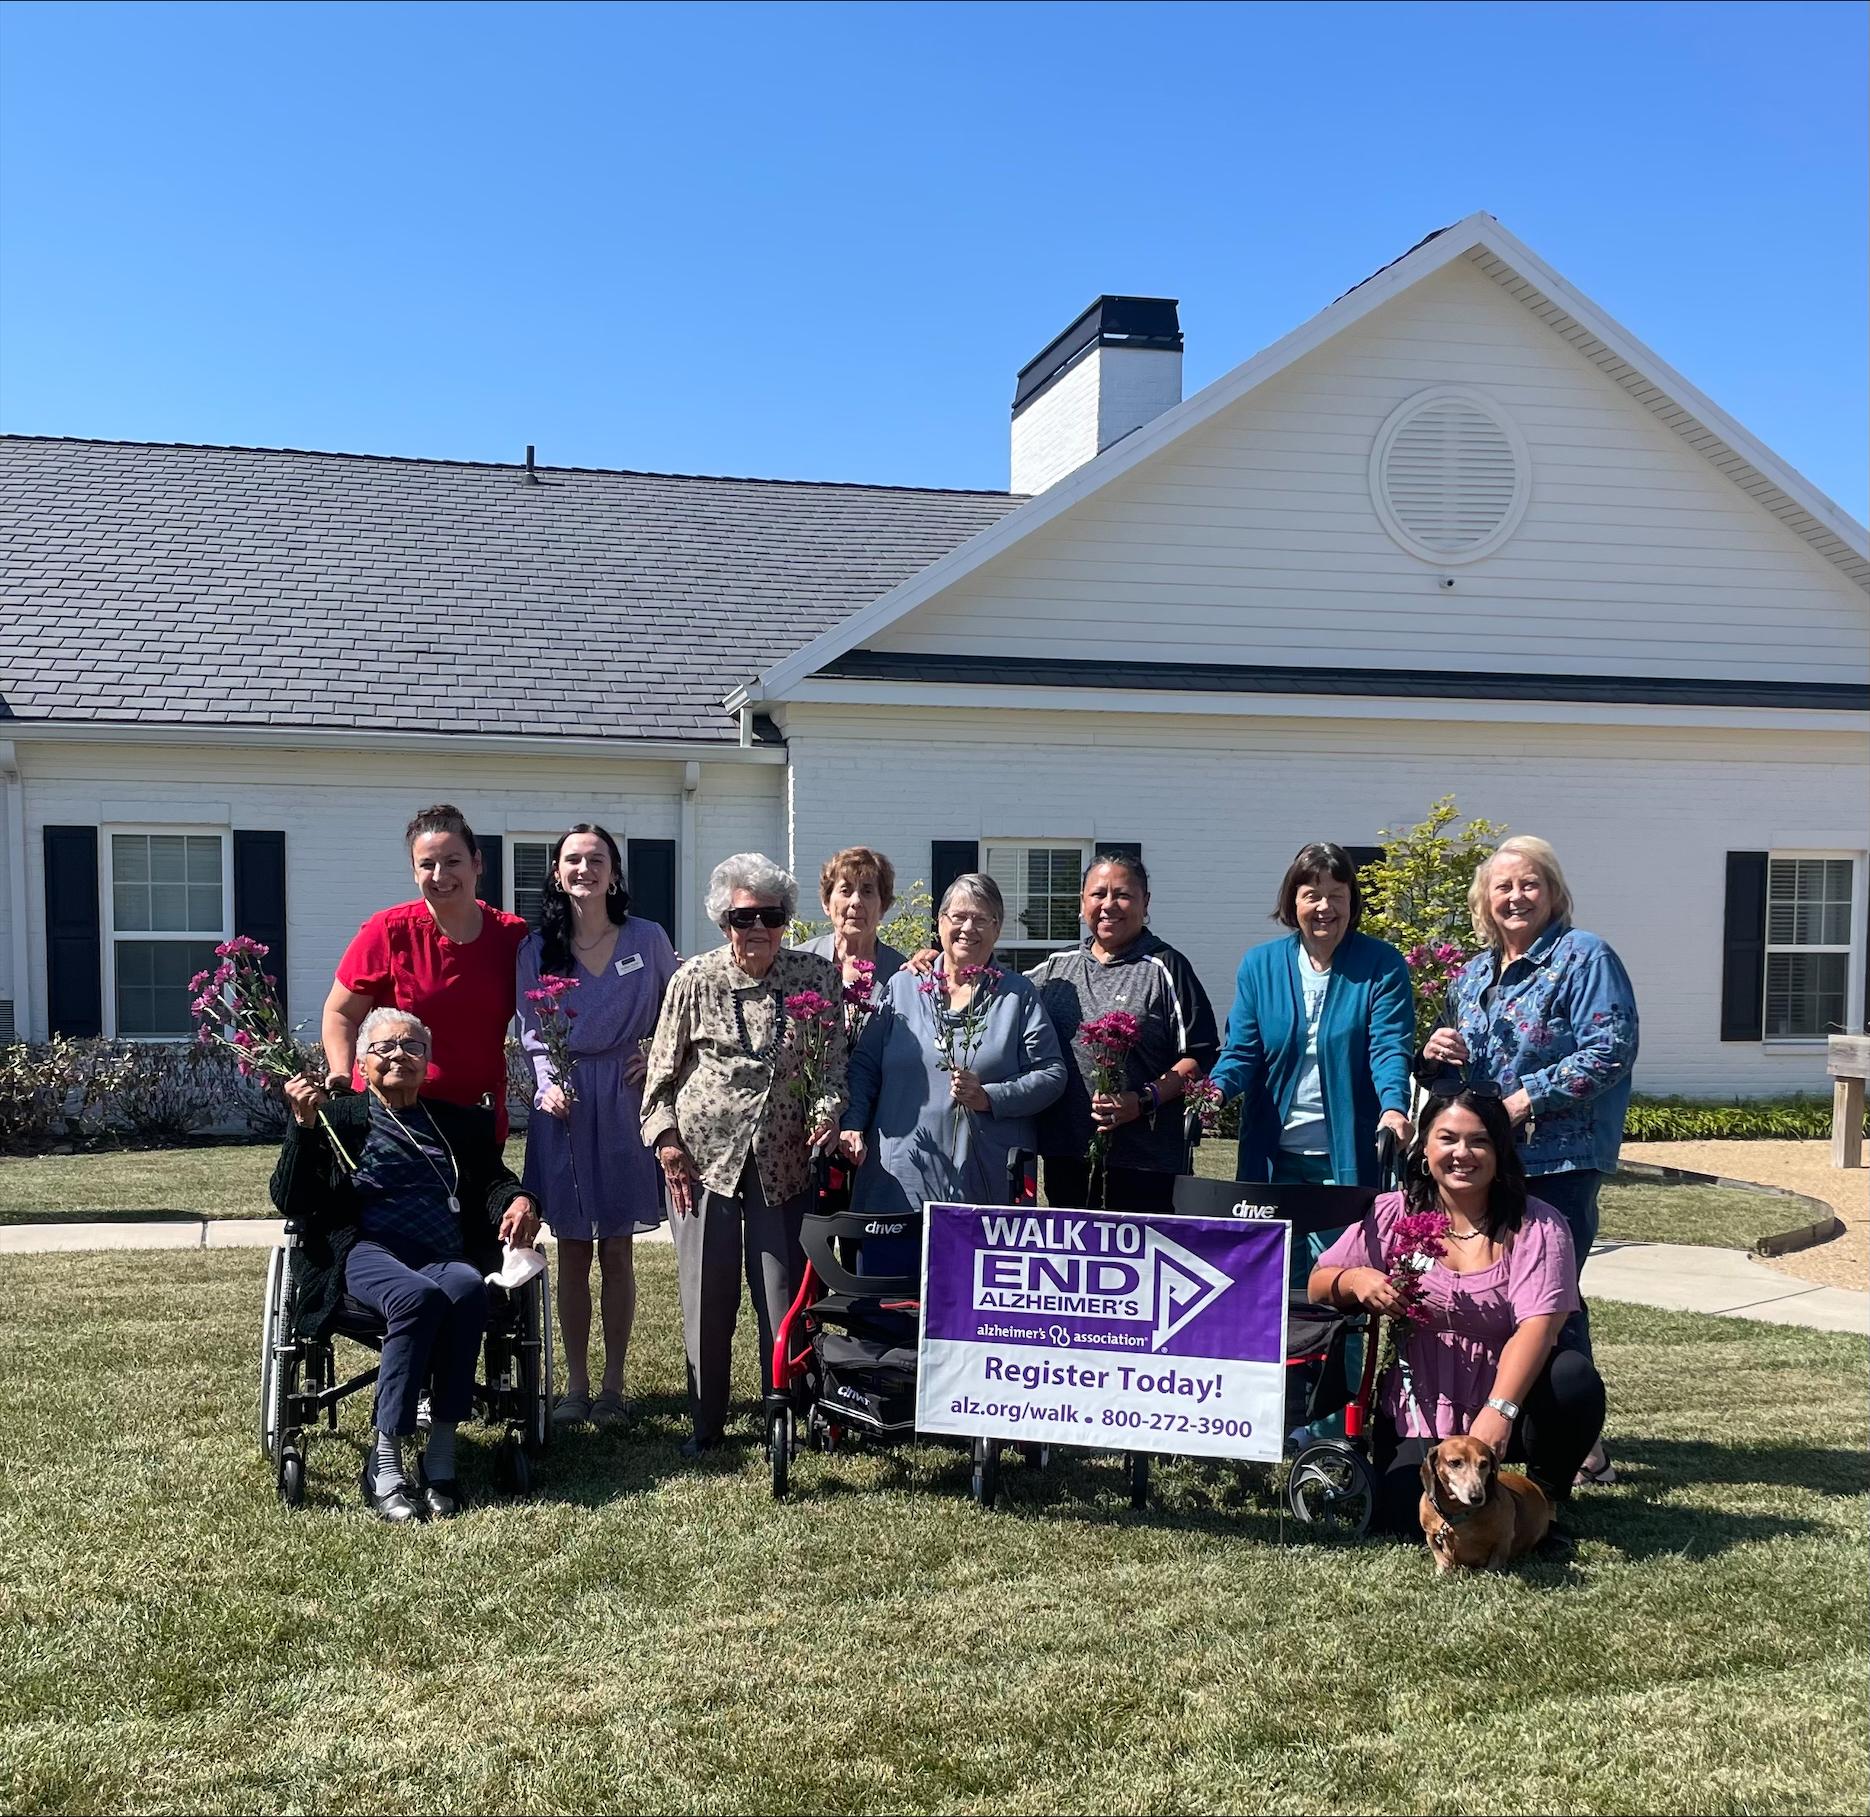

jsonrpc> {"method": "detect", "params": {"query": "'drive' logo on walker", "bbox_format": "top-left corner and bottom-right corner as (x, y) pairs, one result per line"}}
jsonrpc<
(970, 1214), (1233, 1351)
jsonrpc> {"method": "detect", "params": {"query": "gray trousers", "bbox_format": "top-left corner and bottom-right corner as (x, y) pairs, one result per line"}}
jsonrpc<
(670, 1165), (806, 1442)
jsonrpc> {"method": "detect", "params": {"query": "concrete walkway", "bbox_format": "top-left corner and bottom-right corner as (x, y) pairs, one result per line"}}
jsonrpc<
(3, 1217), (1863, 1336)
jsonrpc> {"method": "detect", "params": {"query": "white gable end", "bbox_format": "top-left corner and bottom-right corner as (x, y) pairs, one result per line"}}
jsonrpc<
(866, 258), (1867, 685)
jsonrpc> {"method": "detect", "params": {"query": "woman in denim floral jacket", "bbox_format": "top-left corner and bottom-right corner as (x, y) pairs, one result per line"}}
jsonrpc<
(1420, 836), (1636, 1481)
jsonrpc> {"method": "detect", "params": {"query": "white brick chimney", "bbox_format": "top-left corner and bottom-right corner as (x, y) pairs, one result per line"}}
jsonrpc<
(1010, 295), (1183, 495)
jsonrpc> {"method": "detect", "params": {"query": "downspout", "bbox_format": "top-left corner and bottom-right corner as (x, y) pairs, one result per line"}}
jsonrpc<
(0, 742), (31, 1041)
(680, 761), (701, 956)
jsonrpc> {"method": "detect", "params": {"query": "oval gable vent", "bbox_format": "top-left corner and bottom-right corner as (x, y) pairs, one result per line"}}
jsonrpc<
(1370, 387), (1529, 564)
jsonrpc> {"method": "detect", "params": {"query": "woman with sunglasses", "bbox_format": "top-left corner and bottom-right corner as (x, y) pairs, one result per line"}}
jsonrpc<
(516, 824), (679, 1431)
(640, 853), (846, 1455)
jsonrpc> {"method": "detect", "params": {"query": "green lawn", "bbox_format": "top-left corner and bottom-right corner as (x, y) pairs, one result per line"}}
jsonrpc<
(1187, 1143), (1798, 1250)
(0, 1139), (531, 1226)
(1, 1245), (1865, 1815)
(1, 1140), (1802, 1253)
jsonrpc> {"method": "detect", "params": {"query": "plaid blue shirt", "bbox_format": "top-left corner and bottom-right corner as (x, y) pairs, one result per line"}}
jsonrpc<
(354, 1095), (466, 1261)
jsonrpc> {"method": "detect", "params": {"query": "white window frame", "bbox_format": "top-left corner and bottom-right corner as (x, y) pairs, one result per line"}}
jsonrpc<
(100, 825), (234, 1041)
(507, 832), (563, 930)
(1762, 849), (1866, 1047)
(982, 837), (1094, 969)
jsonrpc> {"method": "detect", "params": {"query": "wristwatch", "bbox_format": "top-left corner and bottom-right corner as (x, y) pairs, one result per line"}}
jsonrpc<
(1485, 1395), (1522, 1421)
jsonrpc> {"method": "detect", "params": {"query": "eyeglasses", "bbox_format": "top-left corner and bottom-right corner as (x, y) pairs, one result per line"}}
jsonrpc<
(366, 1037), (430, 1058)
(941, 911), (998, 930)
(725, 906), (789, 931)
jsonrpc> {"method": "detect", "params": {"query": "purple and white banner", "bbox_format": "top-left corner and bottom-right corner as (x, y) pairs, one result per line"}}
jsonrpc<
(916, 1204), (1290, 1463)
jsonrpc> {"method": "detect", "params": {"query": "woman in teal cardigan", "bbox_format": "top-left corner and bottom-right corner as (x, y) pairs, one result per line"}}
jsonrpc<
(1210, 844), (1415, 1276)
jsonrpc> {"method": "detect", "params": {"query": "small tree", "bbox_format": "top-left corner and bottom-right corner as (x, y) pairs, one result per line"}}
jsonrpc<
(1358, 796), (1507, 1045)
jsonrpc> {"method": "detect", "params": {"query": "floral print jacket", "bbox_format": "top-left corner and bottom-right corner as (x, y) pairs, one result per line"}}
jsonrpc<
(1424, 920), (1638, 1176)
(640, 945), (847, 1204)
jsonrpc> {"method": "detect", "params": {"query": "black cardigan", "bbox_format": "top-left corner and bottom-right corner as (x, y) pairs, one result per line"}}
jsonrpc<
(268, 1092), (526, 1340)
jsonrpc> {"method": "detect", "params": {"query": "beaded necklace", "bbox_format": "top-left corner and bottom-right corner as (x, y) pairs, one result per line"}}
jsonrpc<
(733, 984), (787, 1062)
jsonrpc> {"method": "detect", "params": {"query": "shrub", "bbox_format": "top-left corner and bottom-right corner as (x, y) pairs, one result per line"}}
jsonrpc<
(0, 1039), (87, 1151)
(1624, 1093), (1857, 1143)
(1357, 796), (1507, 1046)
(78, 1041), (230, 1144)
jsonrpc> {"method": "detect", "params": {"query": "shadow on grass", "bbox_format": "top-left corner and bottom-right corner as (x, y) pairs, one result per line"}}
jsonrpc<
(1613, 1436), (1870, 1498)
(0, 1207), (205, 1224)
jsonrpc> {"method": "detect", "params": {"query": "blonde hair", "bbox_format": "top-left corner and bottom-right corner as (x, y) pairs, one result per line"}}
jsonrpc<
(1468, 837), (1574, 951)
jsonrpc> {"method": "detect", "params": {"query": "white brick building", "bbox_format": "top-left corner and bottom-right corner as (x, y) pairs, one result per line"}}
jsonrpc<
(5, 214), (1866, 1093)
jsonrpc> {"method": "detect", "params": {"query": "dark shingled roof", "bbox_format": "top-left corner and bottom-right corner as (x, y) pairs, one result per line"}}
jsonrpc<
(0, 437), (1019, 744)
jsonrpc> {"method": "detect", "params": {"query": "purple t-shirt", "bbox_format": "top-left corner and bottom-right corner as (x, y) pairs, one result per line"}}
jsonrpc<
(1317, 1189), (1579, 1439)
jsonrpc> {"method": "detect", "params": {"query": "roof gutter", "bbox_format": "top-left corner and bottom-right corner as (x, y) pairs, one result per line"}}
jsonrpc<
(2, 720), (788, 764)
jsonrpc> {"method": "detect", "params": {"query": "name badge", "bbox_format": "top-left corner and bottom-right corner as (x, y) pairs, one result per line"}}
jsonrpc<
(615, 953), (645, 976)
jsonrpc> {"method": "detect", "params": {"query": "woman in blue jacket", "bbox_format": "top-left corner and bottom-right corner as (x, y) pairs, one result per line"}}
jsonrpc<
(1210, 843), (1415, 1278)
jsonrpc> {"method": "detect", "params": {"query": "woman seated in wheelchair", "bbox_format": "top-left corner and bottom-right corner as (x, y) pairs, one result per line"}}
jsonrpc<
(1307, 1087), (1606, 1537)
(272, 1007), (543, 1523)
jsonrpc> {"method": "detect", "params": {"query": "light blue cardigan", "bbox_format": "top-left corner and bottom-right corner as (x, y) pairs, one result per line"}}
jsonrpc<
(1208, 931), (1415, 1187)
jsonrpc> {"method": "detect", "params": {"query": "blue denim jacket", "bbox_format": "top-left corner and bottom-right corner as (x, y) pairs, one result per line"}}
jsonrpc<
(1426, 920), (1639, 1176)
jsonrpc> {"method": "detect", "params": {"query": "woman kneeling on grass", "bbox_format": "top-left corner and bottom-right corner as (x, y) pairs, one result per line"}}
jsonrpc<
(272, 1008), (542, 1524)
(1307, 1088), (1606, 1538)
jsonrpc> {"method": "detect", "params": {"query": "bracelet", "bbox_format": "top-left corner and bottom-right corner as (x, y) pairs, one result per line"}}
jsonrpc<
(1141, 1082), (1160, 1123)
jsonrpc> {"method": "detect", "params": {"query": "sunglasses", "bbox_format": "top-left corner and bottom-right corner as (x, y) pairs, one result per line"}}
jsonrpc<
(725, 905), (789, 931)
(366, 1037), (430, 1058)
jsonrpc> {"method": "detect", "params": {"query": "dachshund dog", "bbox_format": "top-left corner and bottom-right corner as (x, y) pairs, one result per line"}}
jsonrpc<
(1418, 1434), (1552, 1574)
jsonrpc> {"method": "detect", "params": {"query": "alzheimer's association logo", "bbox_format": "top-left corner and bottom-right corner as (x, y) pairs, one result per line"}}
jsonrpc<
(971, 1213), (1233, 1351)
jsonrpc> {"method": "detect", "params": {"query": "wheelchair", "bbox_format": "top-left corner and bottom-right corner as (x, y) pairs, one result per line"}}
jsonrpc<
(258, 1221), (553, 1508)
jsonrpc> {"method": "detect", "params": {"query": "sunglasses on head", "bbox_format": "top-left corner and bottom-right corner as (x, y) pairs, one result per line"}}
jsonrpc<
(725, 905), (789, 930)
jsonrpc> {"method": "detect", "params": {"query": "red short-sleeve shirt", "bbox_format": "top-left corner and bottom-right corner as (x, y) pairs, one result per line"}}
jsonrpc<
(338, 900), (530, 1138)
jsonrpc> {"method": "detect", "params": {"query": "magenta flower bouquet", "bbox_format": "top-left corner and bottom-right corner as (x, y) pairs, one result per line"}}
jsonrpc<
(525, 972), (585, 1219)
(1373, 1207), (1451, 1377)
(1403, 940), (1471, 1047)
(191, 936), (355, 1170)
(1076, 1009), (1141, 1201)
(1181, 1074), (1225, 1138)
(783, 989), (842, 1130)
(840, 958), (879, 1043)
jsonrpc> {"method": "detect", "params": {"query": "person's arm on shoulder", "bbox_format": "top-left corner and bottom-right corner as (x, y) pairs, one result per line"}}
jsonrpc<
(977, 982), (1068, 1120)
(1206, 953), (1263, 1104)
(1518, 938), (1640, 1113)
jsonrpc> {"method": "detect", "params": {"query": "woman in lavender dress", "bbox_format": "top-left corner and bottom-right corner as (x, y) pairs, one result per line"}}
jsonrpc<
(517, 824), (678, 1428)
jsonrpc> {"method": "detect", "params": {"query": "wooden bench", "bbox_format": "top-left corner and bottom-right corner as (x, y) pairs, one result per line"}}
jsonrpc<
(1827, 1033), (1869, 1169)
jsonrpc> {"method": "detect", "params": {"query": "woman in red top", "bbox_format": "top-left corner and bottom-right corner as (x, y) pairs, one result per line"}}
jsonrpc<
(323, 805), (530, 1140)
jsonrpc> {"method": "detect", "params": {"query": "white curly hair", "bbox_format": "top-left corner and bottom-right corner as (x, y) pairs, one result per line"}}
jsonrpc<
(704, 852), (798, 927)
(357, 1006), (433, 1052)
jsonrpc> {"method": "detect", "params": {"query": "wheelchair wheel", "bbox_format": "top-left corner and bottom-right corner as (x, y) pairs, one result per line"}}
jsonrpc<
(259, 1247), (297, 1464)
(768, 1407), (792, 1499)
(520, 1271), (552, 1456)
(276, 1449), (305, 1509)
(1286, 1441), (1375, 1540)
(969, 1437), (1000, 1510)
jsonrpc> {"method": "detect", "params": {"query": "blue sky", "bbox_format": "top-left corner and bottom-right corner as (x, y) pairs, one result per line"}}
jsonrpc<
(2, 1), (1864, 514)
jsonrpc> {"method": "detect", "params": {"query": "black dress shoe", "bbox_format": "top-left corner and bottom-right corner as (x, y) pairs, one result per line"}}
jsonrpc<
(359, 1465), (424, 1524)
(679, 1435), (721, 1460)
(416, 1458), (465, 1520)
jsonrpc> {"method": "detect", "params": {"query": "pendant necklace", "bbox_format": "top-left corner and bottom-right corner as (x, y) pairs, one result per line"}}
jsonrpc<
(374, 1090), (462, 1215)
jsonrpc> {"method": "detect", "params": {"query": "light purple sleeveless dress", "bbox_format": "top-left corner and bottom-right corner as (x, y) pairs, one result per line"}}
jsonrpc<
(516, 919), (679, 1239)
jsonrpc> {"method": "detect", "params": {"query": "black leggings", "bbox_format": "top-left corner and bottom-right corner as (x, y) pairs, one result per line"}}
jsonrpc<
(1043, 1155), (1175, 1213)
(1371, 1347), (1606, 1535)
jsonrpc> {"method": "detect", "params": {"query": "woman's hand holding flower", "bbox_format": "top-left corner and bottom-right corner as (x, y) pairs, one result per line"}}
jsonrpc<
(285, 1075), (330, 1128)
(1090, 1089), (1141, 1130)
(1336, 1266), (1408, 1316)
(949, 1068), (990, 1113)
(837, 1129), (867, 1170)
(537, 1083), (571, 1120)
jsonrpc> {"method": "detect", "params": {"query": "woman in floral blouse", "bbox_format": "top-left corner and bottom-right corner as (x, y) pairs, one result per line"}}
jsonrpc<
(641, 853), (846, 1455)
(1420, 836), (1637, 1483)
